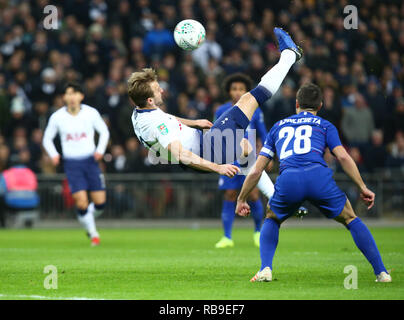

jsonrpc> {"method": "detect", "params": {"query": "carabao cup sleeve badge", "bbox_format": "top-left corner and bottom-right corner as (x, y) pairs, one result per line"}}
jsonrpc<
(157, 123), (169, 135)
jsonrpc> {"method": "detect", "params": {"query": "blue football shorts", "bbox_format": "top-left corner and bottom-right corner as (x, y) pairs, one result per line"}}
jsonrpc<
(63, 156), (106, 194)
(201, 106), (250, 164)
(269, 164), (347, 222)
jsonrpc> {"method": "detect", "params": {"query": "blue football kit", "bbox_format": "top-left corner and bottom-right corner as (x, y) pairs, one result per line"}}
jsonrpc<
(259, 111), (347, 221)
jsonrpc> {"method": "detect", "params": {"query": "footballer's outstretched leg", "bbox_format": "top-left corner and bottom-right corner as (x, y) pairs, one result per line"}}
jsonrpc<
(236, 27), (303, 120)
(211, 26), (302, 136)
(335, 199), (392, 282)
(205, 27), (301, 196)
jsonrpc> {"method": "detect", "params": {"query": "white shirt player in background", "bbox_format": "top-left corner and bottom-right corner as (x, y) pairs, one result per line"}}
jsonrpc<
(43, 83), (110, 246)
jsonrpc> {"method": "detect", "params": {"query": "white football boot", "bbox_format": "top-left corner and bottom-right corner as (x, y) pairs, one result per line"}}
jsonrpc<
(250, 267), (272, 282)
(375, 271), (392, 283)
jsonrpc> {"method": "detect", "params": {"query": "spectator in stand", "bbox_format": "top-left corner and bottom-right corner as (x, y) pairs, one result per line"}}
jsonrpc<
(192, 31), (223, 72)
(364, 130), (388, 173)
(341, 93), (375, 150)
(386, 131), (404, 170)
(124, 138), (143, 173)
(4, 97), (35, 138)
(317, 86), (342, 129)
(31, 68), (60, 105)
(105, 144), (127, 174)
(142, 20), (175, 60)
(365, 76), (387, 129)
(383, 97), (404, 145)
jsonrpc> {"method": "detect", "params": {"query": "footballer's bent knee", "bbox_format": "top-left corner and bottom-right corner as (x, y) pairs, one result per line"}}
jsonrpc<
(334, 199), (357, 226)
(265, 205), (282, 224)
(224, 189), (238, 202)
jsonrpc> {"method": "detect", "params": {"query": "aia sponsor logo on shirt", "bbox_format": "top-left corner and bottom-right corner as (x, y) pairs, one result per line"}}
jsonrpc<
(66, 132), (87, 142)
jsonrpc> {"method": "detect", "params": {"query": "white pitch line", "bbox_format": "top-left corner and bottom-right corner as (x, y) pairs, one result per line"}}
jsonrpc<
(0, 294), (105, 300)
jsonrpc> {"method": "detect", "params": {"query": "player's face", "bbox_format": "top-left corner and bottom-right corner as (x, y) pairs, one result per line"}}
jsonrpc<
(64, 88), (84, 108)
(149, 81), (164, 107)
(229, 82), (247, 104)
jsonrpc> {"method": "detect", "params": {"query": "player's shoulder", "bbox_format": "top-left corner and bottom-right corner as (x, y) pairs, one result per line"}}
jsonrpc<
(133, 107), (163, 119)
(48, 106), (67, 121)
(81, 104), (100, 115)
(315, 115), (337, 130)
(132, 108), (163, 128)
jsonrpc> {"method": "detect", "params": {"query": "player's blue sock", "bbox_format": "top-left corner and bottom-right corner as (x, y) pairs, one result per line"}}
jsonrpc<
(260, 218), (280, 271)
(249, 200), (264, 232)
(76, 209), (87, 216)
(250, 86), (272, 105)
(346, 217), (387, 275)
(221, 200), (236, 239)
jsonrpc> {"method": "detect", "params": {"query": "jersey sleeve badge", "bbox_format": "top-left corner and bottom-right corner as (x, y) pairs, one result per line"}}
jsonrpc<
(157, 123), (169, 135)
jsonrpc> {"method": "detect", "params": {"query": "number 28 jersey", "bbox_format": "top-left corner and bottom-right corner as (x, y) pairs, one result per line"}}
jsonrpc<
(259, 111), (342, 173)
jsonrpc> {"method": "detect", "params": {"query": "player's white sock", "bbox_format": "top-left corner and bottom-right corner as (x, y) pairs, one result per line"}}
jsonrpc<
(239, 165), (274, 200)
(77, 206), (99, 238)
(92, 202), (106, 219)
(258, 49), (296, 95)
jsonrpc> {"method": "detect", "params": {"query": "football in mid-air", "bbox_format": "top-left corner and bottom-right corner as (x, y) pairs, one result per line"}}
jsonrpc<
(174, 19), (206, 51)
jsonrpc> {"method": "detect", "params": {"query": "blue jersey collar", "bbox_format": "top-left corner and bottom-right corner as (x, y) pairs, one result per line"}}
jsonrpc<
(135, 108), (158, 113)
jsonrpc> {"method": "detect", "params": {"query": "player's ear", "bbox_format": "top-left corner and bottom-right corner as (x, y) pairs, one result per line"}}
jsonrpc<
(295, 99), (300, 113)
(318, 101), (323, 111)
(146, 97), (154, 107)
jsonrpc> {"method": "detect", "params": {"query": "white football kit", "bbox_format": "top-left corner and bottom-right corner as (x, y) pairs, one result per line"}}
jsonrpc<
(131, 108), (202, 160)
(43, 104), (110, 159)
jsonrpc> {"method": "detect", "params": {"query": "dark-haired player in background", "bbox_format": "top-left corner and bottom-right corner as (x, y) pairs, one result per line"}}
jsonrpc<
(214, 73), (268, 248)
(43, 83), (110, 246)
(236, 83), (391, 283)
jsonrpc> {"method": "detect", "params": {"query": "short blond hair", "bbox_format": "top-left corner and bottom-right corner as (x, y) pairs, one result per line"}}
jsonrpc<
(127, 68), (157, 107)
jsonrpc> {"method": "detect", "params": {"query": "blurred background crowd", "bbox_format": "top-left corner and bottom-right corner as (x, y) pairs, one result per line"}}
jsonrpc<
(0, 0), (403, 176)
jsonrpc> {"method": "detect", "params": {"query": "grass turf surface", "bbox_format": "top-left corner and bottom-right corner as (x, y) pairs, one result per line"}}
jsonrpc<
(0, 227), (403, 300)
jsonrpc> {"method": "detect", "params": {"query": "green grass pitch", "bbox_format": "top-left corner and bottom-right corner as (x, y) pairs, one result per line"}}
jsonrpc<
(0, 227), (403, 300)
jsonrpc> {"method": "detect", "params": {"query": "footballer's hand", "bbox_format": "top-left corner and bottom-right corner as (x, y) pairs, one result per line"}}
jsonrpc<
(194, 119), (213, 130)
(360, 186), (375, 210)
(51, 155), (60, 166)
(217, 164), (240, 178)
(94, 152), (103, 161)
(236, 200), (251, 217)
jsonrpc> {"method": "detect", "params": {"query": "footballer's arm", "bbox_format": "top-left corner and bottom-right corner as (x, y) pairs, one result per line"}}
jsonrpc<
(174, 116), (213, 130)
(332, 145), (375, 209)
(236, 155), (272, 216)
(167, 140), (240, 178)
(42, 116), (61, 166)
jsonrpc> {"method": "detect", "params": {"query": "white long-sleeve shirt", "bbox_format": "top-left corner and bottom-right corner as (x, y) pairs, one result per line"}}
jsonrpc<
(131, 107), (201, 160)
(43, 104), (110, 159)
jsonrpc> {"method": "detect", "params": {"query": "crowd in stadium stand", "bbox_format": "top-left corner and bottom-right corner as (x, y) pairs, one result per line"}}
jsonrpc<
(0, 0), (403, 176)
